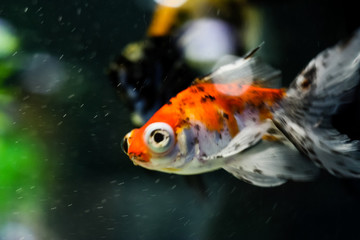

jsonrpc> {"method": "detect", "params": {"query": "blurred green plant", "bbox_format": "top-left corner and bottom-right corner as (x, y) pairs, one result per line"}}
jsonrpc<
(0, 19), (18, 58)
(1, 89), (47, 227)
(0, 132), (46, 224)
(0, 60), (16, 85)
(0, 19), (48, 232)
(0, 19), (19, 85)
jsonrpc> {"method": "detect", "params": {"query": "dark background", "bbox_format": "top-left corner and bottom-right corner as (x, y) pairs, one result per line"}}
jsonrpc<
(1, 0), (360, 239)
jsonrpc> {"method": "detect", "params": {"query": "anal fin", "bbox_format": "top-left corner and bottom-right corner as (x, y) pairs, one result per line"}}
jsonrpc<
(223, 121), (319, 187)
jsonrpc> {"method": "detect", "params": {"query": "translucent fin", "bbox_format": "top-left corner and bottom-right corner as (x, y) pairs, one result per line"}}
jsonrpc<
(193, 46), (282, 88)
(224, 167), (287, 187)
(210, 55), (240, 72)
(223, 120), (319, 187)
(275, 28), (360, 178)
(287, 30), (360, 106)
(202, 121), (271, 160)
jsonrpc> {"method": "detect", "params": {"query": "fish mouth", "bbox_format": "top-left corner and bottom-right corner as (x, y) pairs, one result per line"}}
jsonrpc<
(129, 155), (146, 166)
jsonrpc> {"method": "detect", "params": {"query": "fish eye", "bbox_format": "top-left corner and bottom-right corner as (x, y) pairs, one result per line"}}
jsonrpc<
(144, 122), (175, 154)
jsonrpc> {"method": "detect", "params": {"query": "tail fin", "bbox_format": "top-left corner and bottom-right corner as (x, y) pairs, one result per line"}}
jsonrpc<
(274, 29), (360, 178)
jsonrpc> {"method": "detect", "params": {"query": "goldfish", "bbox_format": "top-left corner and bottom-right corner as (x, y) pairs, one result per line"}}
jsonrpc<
(122, 29), (360, 187)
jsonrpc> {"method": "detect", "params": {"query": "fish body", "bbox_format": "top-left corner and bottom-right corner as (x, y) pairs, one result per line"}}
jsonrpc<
(123, 29), (360, 187)
(125, 83), (284, 172)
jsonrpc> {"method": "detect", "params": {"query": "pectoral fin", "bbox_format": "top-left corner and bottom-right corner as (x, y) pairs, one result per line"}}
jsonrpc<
(202, 121), (271, 160)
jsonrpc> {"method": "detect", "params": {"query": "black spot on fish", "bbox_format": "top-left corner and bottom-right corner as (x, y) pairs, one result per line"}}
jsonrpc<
(276, 174), (287, 179)
(223, 113), (229, 120)
(195, 124), (200, 131)
(179, 118), (189, 126)
(247, 140), (256, 146)
(302, 106), (309, 112)
(241, 178), (254, 185)
(254, 132), (261, 139)
(201, 94), (216, 103)
(196, 86), (205, 92)
(304, 136), (314, 144)
(253, 169), (263, 174)
(136, 154), (148, 163)
(267, 128), (278, 134)
(307, 147), (316, 156)
(190, 87), (198, 93)
(313, 158), (323, 167)
(299, 146), (309, 155)
(301, 66), (317, 90)
(207, 95), (216, 101)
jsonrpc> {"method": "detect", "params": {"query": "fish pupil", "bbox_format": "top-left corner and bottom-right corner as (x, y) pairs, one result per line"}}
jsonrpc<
(154, 132), (164, 143)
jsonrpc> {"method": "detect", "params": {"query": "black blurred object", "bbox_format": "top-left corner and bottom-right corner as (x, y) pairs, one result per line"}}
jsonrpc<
(107, 0), (247, 126)
(108, 36), (198, 126)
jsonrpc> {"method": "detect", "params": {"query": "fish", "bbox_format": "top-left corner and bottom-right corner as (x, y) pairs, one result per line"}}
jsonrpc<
(122, 29), (360, 187)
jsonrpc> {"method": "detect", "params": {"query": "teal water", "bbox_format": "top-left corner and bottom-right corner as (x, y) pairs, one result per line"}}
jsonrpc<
(1, 1), (360, 239)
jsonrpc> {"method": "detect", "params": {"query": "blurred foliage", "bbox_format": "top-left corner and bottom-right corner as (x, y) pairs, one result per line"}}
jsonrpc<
(0, 60), (16, 84)
(0, 132), (46, 223)
(0, 19), (19, 58)
(0, 19), (48, 235)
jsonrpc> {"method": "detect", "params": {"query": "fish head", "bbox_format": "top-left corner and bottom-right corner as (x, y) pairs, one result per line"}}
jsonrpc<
(121, 83), (238, 174)
(122, 116), (199, 174)
(122, 113), (226, 175)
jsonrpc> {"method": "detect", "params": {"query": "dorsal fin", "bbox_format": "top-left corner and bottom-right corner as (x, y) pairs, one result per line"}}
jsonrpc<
(192, 44), (282, 88)
(243, 42), (264, 59)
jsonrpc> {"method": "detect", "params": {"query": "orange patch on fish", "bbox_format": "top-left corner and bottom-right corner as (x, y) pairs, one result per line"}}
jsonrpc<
(127, 129), (151, 162)
(262, 134), (280, 142)
(144, 83), (285, 137)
